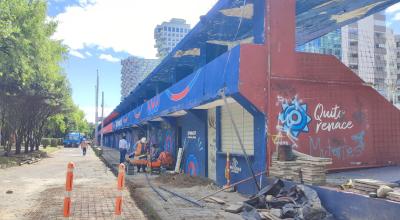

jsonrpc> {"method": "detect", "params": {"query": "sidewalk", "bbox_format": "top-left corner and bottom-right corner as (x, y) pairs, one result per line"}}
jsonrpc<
(0, 146), (146, 220)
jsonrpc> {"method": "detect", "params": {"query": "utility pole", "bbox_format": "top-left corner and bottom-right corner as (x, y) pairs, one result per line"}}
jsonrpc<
(101, 91), (104, 149)
(95, 70), (99, 146)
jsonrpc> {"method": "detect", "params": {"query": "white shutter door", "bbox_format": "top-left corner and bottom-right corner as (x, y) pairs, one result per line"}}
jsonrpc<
(221, 101), (254, 155)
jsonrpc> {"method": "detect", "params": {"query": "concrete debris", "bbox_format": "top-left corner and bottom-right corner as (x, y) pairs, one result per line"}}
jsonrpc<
(387, 190), (400, 202)
(225, 179), (333, 220)
(209, 196), (226, 204)
(377, 185), (394, 198)
(353, 179), (399, 193)
(269, 151), (332, 185)
(224, 203), (244, 214)
(269, 208), (282, 218)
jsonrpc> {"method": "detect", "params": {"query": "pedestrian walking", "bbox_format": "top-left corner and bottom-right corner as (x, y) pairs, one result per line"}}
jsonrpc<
(119, 134), (128, 163)
(81, 138), (88, 156)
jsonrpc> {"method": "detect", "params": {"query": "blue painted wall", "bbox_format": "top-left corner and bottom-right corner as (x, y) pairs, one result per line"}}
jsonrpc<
(215, 94), (266, 195)
(147, 121), (176, 157)
(177, 110), (208, 177)
(112, 46), (241, 131)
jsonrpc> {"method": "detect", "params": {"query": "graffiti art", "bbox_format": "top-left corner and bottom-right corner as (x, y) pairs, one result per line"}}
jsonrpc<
(134, 105), (143, 119)
(164, 130), (174, 153)
(165, 69), (201, 101)
(186, 154), (199, 176)
(278, 96), (311, 138)
(147, 95), (160, 115)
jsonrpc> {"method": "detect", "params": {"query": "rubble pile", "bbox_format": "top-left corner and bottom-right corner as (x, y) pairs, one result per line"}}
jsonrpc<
(225, 179), (333, 220)
(387, 190), (400, 202)
(350, 178), (400, 202)
(270, 151), (332, 185)
(353, 179), (398, 193)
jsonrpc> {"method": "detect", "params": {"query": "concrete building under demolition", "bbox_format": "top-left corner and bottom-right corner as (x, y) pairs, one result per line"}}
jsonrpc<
(101, 0), (400, 202)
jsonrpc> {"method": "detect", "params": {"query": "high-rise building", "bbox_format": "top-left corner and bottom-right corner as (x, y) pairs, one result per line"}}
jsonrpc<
(120, 57), (160, 99)
(341, 12), (387, 96)
(395, 35), (400, 108)
(385, 29), (399, 105)
(154, 18), (191, 58)
(297, 29), (342, 59)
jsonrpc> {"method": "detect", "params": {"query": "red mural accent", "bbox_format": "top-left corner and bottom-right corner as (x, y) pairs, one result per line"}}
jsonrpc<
(170, 87), (190, 101)
(239, 45), (400, 171)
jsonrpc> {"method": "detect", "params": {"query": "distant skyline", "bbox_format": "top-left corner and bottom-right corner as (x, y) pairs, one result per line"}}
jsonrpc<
(47, 0), (219, 123)
(47, 0), (400, 123)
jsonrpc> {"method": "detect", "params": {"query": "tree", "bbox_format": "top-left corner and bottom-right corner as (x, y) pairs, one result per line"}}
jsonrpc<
(0, 0), (73, 154)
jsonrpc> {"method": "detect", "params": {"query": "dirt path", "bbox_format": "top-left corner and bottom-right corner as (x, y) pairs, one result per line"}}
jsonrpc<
(0, 147), (145, 220)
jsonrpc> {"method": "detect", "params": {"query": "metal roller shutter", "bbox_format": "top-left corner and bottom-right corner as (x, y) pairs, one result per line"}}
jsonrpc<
(221, 101), (254, 155)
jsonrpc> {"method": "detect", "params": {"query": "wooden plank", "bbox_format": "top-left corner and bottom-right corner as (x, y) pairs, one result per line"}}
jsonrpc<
(208, 196), (226, 205)
(354, 179), (398, 188)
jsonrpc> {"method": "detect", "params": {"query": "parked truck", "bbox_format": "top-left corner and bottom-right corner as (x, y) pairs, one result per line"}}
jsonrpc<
(63, 132), (84, 148)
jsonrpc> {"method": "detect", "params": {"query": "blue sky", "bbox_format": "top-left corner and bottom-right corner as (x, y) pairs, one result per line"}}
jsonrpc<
(47, 0), (400, 123)
(47, 0), (218, 122)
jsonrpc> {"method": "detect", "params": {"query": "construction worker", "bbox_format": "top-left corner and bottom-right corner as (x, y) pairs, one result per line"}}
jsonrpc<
(118, 134), (128, 163)
(133, 137), (147, 172)
(150, 144), (161, 162)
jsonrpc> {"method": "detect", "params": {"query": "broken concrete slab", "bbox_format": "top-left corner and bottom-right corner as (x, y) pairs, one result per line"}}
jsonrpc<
(224, 203), (244, 214)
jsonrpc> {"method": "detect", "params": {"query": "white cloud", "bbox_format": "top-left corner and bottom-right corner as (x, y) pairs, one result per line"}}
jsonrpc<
(79, 0), (97, 7)
(387, 3), (400, 13)
(85, 51), (93, 57)
(81, 106), (113, 123)
(51, 0), (219, 58)
(99, 54), (120, 63)
(394, 12), (400, 21)
(69, 49), (85, 59)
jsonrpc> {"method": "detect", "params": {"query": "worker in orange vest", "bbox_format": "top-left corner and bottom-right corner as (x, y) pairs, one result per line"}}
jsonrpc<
(131, 137), (147, 172)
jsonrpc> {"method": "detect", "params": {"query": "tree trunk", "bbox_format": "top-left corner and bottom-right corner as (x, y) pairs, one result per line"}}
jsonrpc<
(15, 135), (22, 155)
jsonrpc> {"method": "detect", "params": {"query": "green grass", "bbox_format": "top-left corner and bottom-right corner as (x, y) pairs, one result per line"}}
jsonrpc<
(0, 146), (60, 168)
(0, 156), (20, 168)
(40, 146), (61, 155)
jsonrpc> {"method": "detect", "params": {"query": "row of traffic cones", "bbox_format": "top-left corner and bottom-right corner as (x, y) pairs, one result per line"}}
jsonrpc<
(63, 162), (126, 218)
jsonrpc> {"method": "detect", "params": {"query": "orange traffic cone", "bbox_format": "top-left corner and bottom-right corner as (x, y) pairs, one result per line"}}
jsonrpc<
(63, 162), (75, 217)
(115, 163), (125, 219)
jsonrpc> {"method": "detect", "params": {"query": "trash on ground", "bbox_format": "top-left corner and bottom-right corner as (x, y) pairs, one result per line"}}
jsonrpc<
(224, 178), (333, 220)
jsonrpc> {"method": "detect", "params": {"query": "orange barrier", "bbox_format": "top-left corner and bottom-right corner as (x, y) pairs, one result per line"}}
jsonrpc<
(115, 163), (125, 217)
(63, 162), (75, 217)
(224, 152), (231, 188)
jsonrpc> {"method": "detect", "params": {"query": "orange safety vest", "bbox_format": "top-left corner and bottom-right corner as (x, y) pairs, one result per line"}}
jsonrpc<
(135, 142), (144, 156)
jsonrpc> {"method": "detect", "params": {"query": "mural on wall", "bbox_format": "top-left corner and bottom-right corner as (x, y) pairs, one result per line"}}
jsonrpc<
(275, 96), (311, 147)
(313, 103), (354, 134)
(230, 157), (242, 174)
(273, 94), (368, 165)
(164, 130), (175, 154)
(147, 95), (160, 115)
(186, 154), (199, 176)
(134, 105), (143, 119)
(165, 69), (201, 102)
